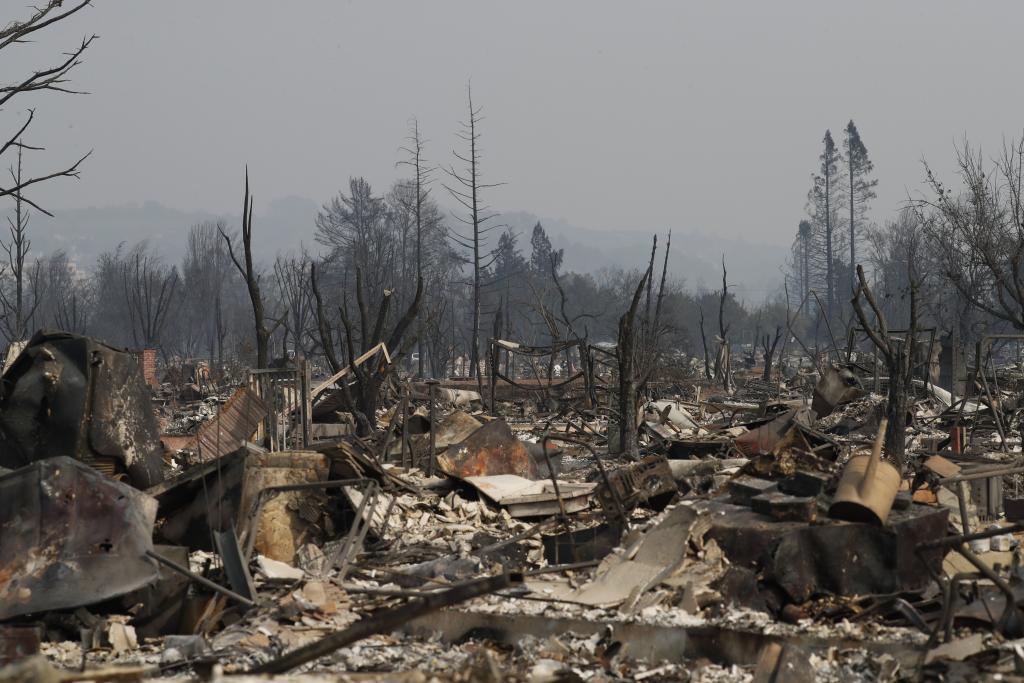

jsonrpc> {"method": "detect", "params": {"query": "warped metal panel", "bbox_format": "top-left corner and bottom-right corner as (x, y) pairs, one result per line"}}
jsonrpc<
(194, 387), (267, 460)
(0, 457), (158, 620)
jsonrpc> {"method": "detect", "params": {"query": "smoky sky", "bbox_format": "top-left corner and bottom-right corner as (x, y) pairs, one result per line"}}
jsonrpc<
(5, 1), (1024, 246)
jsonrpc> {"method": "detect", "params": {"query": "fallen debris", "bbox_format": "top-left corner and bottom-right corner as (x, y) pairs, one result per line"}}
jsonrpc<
(9, 326), (1024, 682)
(0, 457), (158, 620)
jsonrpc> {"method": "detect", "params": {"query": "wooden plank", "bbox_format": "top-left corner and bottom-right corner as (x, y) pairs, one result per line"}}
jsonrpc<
(312, 342), (392, 399)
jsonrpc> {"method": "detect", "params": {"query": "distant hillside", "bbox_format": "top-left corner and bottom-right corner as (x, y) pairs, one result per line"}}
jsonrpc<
(35, 197), (320, 267)
(501, 211), (789, 303)
(26, 201), (788, 301)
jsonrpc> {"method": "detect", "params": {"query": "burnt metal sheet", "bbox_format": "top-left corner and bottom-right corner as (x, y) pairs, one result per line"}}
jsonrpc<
(194, 387), (267, 460)
(734, 408), (838, 462)
(543, 519), (625, 565)
(433, 410), (483, 450)
(214, 528), (256, 609)
(150, 447), (250, 551)
(597, 455), (677, 512)
(0, 330), (164, 488)
(0, 457), (158, 620)
(438, 419), (539, 479)
(811, 367), (865, 419)
(734, 409), (805, 457)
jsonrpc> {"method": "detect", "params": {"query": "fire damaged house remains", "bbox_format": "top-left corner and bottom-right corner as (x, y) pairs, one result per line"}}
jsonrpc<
(4, 326), (1024, 683)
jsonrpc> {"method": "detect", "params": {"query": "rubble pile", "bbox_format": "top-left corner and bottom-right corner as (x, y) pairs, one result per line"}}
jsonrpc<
(10, 332), (1024, 681)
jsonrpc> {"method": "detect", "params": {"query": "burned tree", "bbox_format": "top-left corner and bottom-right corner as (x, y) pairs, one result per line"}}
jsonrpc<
(0, 1), (95, 341)
(275, 250), (314, 358)
(713, 257), (733, 390)
(844, 121), (877, 292)
(315, 178), (391, 308)
(761, 325), (782, 381)
(549, 255), (600, 404)
(0, 2), (94, 214)
(120, 244), (179, 349)
(443, 83), (502, 393)
(920, 139), (1024, 332)
(808, 131), (843, 324)
(183, 222), (232, 364)
(0, 147), (41, 342)
(398, 118), (436, 376)
(36, 250), (88, 334)
(221, 169), (277, 368)
(851, 264), (917, 470)
(310, 263), (422, 435)
(615, 234), (671, 458)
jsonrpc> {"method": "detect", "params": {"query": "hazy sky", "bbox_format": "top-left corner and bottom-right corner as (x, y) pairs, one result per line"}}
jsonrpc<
(7, 1), (1024, 246)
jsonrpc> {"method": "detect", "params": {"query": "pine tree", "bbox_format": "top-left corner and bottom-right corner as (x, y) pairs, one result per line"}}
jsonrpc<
(843, 120), (877, 292)
(809, 130), (843, 321)
(529, 222), (563, 274)
(493, 228), (525, 282)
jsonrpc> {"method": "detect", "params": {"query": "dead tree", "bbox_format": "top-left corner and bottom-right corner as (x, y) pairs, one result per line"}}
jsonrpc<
(0, 2), (95, 215)
(487, 299), (503, 409)
(0, 145), (40, 342)
(121, 245), (179, 349)
(41, 250), (87, 334)
(713, 257), (733, 391)
(851, 264), (917, 470)
(183, 222), (231, 364)
(221, 169), (277, 368)
(310, 263), (423, 436)
(443, 83), (502, 395)
(0, 2), (95, 339)
(275, 250), (315, 358)
(398, 118), (435, 377)
(761, 326), (782, 381)
(549, 257), (600, 405)
(616, 234), (671, 458)
(698, 307), (712, 380)
(920, 139), (1024, 331)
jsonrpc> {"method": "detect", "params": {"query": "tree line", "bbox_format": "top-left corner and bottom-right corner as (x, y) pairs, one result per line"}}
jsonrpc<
(16, 2), (1024, 420)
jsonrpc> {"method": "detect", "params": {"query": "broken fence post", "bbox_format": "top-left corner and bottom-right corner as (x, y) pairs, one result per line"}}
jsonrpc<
(426, 379), (439, 476)
(400, 379), (411, 469)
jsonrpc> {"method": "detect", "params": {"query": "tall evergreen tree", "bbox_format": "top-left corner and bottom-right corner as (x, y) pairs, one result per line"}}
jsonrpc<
(529, 222), (563, 274)
(809, 130), (843, 321)
(790, 219), (812, 304)
(843, 120), (878, 291)
(493, 228), (526, 281)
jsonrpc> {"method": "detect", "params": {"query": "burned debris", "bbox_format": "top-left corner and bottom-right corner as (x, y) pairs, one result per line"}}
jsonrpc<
(7, 4), (1024, 681)
(8, 319), (1024, 683)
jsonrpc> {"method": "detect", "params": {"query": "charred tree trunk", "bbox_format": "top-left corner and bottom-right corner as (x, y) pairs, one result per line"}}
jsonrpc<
(761, 326), (782, 381)
(851, 264), (917, 470)
(222, 169), (275, 368)
(311, 262), (423, 436)
(616, 261), (653, 459)
(717, 257), (732, 391)
(699, 308), (712, 381)
(886, 345), (911, 456)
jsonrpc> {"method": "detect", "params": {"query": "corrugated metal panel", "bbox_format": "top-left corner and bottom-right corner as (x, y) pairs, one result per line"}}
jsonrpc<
(195, 387), (268, 459)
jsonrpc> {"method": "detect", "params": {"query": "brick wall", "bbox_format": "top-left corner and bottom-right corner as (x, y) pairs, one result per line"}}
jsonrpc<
(130, 348), (159, 387)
